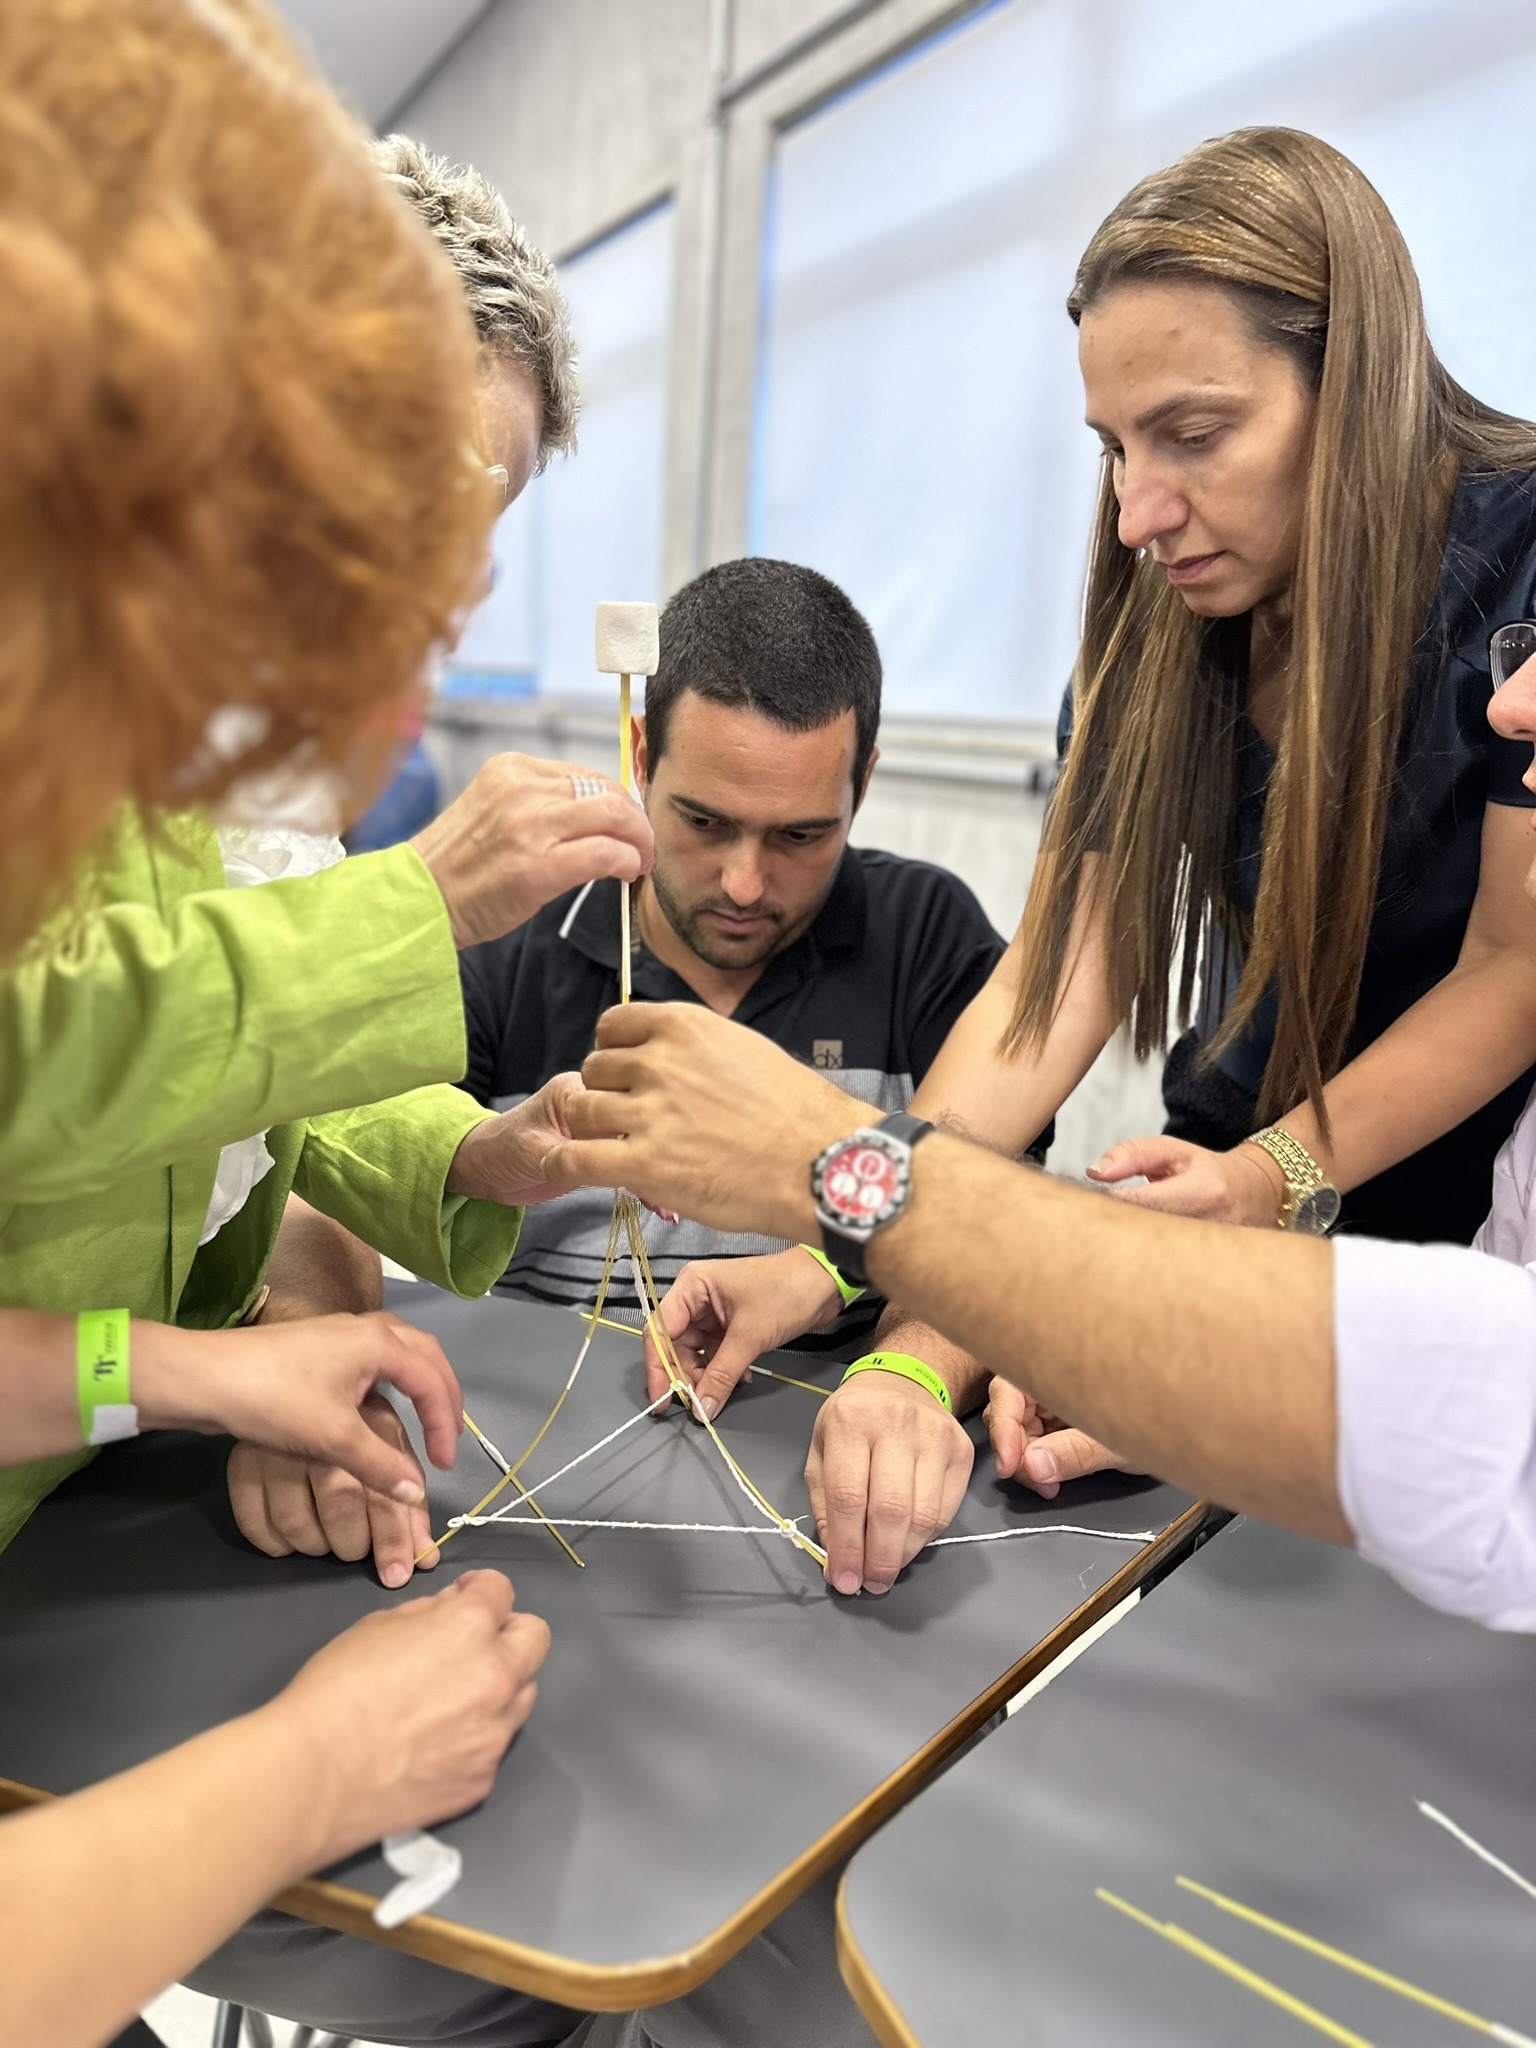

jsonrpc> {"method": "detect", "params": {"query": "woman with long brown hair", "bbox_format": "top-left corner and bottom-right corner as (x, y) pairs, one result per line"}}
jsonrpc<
(651, 126), (1536, 1593)
(1005, 123), (1536, 1244)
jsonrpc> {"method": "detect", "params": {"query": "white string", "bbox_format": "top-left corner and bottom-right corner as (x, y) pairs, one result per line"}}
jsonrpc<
(453, 1516), (808, 1538)
(450, 1393), (673, 1528)
(452, 1509), (1159, 1549)
(464, 1281), (1155, 1560)
(929, 1524), (1158, 1549)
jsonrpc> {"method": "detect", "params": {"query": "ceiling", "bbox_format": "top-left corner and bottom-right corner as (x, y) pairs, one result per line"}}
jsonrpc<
(273, 0), (493, 128)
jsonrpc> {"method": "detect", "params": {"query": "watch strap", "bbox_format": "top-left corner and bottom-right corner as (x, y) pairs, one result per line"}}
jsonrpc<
(798, 1243), (866, 1306)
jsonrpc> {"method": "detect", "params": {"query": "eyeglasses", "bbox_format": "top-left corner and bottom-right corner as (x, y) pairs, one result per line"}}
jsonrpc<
(1490, 621), (1536, 690)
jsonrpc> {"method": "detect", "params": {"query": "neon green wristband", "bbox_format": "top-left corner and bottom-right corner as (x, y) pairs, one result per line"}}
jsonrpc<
(841, 1351), (953, 1413)
(76, 1309), (138, 1446)
(798, 1243), (866, 1307)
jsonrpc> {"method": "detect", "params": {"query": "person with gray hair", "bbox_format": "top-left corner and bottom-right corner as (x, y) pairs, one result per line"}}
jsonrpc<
(374, 134), (579, 490)
(346, 137), (581, 850)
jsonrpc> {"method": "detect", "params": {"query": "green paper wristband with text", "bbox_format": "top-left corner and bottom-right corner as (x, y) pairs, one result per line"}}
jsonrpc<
(841, 1351), (953, 1412)
(76, 1308), (135, 1446)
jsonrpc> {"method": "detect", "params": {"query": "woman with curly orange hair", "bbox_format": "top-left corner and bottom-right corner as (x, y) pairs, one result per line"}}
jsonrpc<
(0, 0), (652, 1527)
(0, 4), (651, 2041)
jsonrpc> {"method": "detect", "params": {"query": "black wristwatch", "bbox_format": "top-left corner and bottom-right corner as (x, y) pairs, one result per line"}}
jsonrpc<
(811, 1111), (934, 1287)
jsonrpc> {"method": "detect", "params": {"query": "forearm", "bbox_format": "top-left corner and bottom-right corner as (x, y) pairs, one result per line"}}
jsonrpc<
(0, 1315), (318, 1466)
(910, 906), (1113, 1155)
(262, 1196), (383, 1321)
(1280, 948), (1536, 1192)
(1279, 804), (1536, 1195)
(556, 1007), (1339, 1540)
(0, 1703), (330, 2048)
(861, 1138), (1345, 1540)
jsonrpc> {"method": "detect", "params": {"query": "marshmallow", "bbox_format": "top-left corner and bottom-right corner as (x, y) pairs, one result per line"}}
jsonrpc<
(595, 601), (659, 677)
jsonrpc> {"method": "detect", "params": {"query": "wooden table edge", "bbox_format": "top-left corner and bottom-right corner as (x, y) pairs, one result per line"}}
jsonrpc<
(836, 1887), (921, 2048)
(0, 1500), (1216, 2012)
(830, 1499), (1228, 2046)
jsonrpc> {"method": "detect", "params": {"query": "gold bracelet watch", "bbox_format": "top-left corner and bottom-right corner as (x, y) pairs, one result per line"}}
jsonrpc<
(1242, 1127), (1341, 1236)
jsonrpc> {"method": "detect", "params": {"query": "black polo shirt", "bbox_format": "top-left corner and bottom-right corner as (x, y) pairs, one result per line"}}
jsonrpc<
(458, 846), (1003, 1328)
(1060, 464), (1536, 1243)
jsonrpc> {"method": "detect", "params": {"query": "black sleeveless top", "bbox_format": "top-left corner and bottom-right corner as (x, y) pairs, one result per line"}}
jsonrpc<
(1059, 465), (1536, 1243)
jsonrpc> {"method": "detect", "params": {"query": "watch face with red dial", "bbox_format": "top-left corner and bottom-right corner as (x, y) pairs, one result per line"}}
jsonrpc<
(814, 1131), (911, 1237)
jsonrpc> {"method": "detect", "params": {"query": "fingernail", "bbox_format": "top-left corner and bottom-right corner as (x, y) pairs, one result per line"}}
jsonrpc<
(834, 1571), (861, 1596)
(392, 1480), (425, 1505)
(864, 1581), (891, 1597)
(696, 1393), (719, 1422)
(381, 1563), (410, 1589)
(1029, 1449), (1059, 1482)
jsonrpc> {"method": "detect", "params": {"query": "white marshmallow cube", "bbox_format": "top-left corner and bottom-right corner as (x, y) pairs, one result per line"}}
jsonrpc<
(595, 601), (659, 677)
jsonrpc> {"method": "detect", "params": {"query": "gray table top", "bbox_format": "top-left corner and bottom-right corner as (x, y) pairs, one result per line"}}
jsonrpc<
(0, 1287), (1198, 2009)
(839, 1514), (1536, 2047)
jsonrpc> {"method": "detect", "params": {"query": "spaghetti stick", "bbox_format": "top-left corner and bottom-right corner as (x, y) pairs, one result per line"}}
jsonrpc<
(619, 670), (633, 1004)
(1096, 1890), (1371, 2047)
(463, 1411), (584, 1569)
(581, 1309), (831, 1397)
(595, 604), (654, 1005)
(1176, 1877), (1536, 2046)
(624, 1200), (828, 1568)
(414, 1212), (625, 1566)
(510, 1207), (624, 1481)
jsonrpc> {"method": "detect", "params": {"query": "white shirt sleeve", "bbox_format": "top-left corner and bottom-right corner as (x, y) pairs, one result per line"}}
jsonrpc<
(1334, 1235), (1536, 1630)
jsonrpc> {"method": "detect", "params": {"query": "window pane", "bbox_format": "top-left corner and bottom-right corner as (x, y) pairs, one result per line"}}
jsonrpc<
(754, 0), (1536, 723)
(445, 199), (674, 701)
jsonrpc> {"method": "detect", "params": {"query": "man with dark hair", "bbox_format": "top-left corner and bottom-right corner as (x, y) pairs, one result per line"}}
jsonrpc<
(457, 557), (1003, 1337)
(645, 555), (882, 793)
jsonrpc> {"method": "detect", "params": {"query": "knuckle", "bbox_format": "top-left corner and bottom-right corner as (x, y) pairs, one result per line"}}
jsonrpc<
(868, 1492), (911, 1526)
(235, 1510), (288, 1557)
(826, 1482), (867, 1518)
(272, 1511), (326, 1555)
(312, 1465), (364, 1509)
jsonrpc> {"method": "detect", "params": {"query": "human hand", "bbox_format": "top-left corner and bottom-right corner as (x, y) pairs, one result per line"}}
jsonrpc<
(267, 1569), (550, 1868)
(546, 1004), (866, 1240)
(806, 1371), (973, 1596)
(228, 1393), (437, 1589)
(411, 752), (653, 949)
(644, 1249), (844, 1421)
(1086, 1134), (1285, 1225)
(447, 1073), (583, 1208)
(984, 1376), (1128, 1499)
(139, 1312), (462, 1507)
